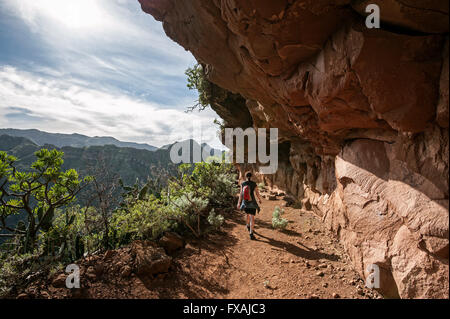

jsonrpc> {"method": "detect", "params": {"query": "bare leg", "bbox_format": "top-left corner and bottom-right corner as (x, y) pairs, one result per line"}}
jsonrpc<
(249, 215), (255, 233)
(246, 214), (250, 226)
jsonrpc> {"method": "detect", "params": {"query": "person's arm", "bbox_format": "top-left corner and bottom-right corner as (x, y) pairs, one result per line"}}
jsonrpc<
(237, 184), (243, 209)
(255, 186), (262, 204)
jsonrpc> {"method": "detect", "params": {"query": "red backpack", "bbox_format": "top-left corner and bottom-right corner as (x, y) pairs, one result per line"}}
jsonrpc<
(242, 185), (251, 201)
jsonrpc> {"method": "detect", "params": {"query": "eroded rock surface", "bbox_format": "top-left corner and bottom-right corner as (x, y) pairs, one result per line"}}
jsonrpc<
(139, 0), (449, 298)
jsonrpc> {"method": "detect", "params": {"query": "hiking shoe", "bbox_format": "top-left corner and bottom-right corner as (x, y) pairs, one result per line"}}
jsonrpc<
(250, 233), (256, 240)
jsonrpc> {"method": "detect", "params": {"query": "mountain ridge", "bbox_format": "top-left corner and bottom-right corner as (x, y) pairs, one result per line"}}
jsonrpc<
(0, 134), (177, 187)
(0, 128), (158, 151)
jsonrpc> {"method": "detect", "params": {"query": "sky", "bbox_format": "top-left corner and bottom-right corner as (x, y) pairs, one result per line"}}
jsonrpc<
(0, 0), (224, 149)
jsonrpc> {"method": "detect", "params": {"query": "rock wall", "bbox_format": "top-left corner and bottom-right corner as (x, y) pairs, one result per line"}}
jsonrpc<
(139, 0), (449, 298)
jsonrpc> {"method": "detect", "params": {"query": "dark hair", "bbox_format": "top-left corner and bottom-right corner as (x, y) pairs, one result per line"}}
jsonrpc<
(245, 171), (252, 180)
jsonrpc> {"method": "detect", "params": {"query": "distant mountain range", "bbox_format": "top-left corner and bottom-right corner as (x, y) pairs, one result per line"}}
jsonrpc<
(0, 130), (225, 182)
(0, 128), (158, 151)
(0, 134), (176, 187)
(0, 129), (225, 156)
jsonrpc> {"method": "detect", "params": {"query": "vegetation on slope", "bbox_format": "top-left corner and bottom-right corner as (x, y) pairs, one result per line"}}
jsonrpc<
(0, 149), (238, 297)
(185, 63), (246, 115)
(0, 134), (176, 188)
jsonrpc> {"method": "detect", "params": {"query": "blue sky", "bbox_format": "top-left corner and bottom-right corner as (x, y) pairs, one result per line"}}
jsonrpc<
(0, 0), (223, 148)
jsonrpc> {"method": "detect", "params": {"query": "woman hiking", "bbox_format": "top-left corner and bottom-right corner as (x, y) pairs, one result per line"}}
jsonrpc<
(237, 171), (262, 240)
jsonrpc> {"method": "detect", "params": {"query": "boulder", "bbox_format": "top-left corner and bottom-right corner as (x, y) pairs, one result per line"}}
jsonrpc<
(158, 232), (185, 254)
(131, 240), (172, 277)
(51, 273), (67, 288)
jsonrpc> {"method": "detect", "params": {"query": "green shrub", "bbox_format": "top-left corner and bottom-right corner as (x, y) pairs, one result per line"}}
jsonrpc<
(185, 63), (247, 114)
(0, 153), (239, 297)
(272, 206), (288, 230)
(175, 161), (238, 207)
(207, 209), (224, 230)
(0, 149), (90, 253)
(0, 249), (62, 297)
(111, 160), (237, 240)
(39, 205), (108, 260)
(109, 195), (172, 245)
(185, 64), (229, 112)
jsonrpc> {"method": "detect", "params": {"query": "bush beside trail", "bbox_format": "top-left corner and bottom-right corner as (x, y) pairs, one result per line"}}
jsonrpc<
(0, 150), (238, 297)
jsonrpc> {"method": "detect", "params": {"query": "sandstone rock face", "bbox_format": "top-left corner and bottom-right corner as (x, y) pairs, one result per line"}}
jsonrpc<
(331, 137), (448, 298)
(139, 0), (449, 298)
(352, 0), (449, 34)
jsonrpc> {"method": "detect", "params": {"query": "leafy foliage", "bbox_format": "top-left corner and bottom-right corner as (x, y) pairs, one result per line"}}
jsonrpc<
(207, 209), (224, 230)
(272, 206), (288, 230)
(0, 135), (178, 206)
(0, 149), (238, 296)
(112, 160), (238, 241)
(110, 194), (166, 245)
(185, 63), (249, 114)
(185, 64), (226, 112)
(0, 149), (90, 253)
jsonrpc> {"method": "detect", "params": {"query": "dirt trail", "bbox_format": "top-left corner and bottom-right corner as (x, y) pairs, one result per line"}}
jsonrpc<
(22, 192), (382, 299)
(165, 193), (382, 299)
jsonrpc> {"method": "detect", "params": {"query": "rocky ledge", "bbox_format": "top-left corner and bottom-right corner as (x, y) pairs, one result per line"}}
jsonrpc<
(139, 0), (449, 298)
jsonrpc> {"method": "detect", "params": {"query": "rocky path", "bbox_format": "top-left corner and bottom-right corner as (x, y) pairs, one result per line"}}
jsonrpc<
(119, 191), (381, 299)
(21, 191), (382, 299)
(199, 193), (381, 299)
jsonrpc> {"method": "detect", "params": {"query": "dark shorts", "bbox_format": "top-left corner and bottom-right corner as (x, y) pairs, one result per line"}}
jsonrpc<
(244, 208), (257, 215)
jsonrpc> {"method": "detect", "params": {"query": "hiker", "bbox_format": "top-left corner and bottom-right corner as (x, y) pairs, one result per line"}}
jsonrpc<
(237, 171), (262, 240)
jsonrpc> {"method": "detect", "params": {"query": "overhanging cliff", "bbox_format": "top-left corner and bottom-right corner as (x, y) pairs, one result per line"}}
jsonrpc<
(139, 0), (449, 298)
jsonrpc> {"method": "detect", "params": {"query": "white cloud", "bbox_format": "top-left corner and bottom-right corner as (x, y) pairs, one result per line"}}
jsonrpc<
(1, 0), (197, 106)
(2, 0), (193, 61)
(0, 66), (224, 149)
(8, 0), (112, 32)
(0, 1), (227, 148)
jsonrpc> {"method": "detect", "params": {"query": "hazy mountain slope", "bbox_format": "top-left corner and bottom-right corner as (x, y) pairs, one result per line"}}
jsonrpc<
(0, 134), (175, 186)
(0, 128), (157, 151)
(0, 134), (177, 241)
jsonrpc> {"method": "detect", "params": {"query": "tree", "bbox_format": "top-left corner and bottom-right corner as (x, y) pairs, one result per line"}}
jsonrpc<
(185, 63), (227, 112)
(0, 149), (90, 253)
(79, 153), (120, 250)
